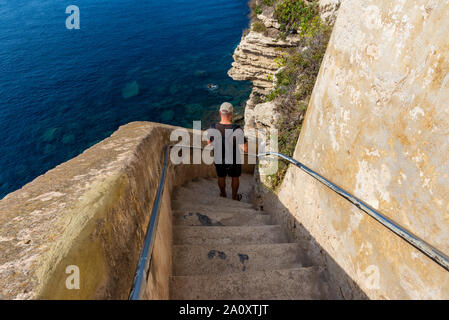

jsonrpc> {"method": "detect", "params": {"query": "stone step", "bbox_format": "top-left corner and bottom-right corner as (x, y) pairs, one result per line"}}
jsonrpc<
(170, 266), (330, 300)
(193, 175), (254, 190)
(168, 174), (333, 300)
(173, 210), (272, 227)
(173, 205), (263, 216)
(172, 243), (309, 276)
(173, 225), (288, 245)
(172, 194), (254, 210)
(173, 175), (254, 207)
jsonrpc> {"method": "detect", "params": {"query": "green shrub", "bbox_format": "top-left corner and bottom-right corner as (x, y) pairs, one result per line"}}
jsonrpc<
(262, 0), (275, 6)
(249, 0), (267, 17)
(249, 0), (276, 17)
(246, 1), (330, 190)
(275, 0), (321, 37)
(252, 21), (267, 33)
(271, 22), (331, 104)
(263, 5), (331, 190)
(274, 53), (288, 68)
(266, 87), (286, 101)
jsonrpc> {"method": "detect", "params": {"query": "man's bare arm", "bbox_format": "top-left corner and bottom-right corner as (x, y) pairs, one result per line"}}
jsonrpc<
(242, 141), (248, 153)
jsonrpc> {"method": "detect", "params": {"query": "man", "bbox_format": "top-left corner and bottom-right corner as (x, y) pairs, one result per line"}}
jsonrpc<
(207, 102), (248, 201)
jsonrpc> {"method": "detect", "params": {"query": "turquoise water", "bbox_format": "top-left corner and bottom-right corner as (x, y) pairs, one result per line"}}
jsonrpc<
(0, 0), (251, 198)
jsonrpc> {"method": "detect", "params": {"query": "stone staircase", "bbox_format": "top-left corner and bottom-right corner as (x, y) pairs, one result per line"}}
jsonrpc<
(169, 174), (332, 299)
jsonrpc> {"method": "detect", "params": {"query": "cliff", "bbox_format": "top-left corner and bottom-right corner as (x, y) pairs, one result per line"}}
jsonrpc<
(228, 3), (299, 131)
(228, 30), (301, 96)
(229, 1), (340, 133)
(229, 0), (334, 189)
(266, 0), (449, 299)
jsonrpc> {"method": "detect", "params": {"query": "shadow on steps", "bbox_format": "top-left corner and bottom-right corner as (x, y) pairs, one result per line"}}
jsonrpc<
(260, 189), (369, 300)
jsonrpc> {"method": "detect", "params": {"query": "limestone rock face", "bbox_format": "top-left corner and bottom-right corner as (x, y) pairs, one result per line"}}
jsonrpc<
(253, 101), (281, 129)
(245, 99), (281, 131)
(228, 4), (301, 132)
(270, 0), (449, 299)
(228, 30), (300, 96)
(228, 9), (301, 134)
(229, 2), (340, 134)
(256, 6), (280, 29)
(319, 0), (345, 24)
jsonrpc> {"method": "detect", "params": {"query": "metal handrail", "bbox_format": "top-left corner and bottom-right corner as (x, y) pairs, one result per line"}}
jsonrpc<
(129, 145), (448, 299)
(128, 145), (170, 300)
(259, 151), (449, 272)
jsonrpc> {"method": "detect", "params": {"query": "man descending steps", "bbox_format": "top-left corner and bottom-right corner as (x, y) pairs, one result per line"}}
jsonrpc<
(169, 175), (334, 300)
(206, 102), (248, 201)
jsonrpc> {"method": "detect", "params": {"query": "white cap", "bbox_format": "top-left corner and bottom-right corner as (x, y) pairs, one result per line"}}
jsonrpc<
(219, 102), (233, 114)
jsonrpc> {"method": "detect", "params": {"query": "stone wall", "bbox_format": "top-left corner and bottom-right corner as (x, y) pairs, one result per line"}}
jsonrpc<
(269, 0), (449, 299)
(0, 122), (239, 299)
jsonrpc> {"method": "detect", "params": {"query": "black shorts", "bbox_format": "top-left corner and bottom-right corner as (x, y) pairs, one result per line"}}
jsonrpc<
(214, 164), (242, 178)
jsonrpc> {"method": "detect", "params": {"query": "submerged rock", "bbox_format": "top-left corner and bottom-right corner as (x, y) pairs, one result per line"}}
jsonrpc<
(122, 81), (140, 99)
(161, 110), (174, 122)
(43, 144), (56, 155)
(217, 84), (239, 97)
(194, 70), (208, 78)
(62, 134), (75, 145)
(185, 103), (202, 115)
(42, 128), (61, 143)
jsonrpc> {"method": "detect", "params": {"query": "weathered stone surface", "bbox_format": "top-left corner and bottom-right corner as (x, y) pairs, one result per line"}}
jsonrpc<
(257, 6), (280, 29)
(319, 0), (345, 25)
(269, 0), (449, 299)
(169, 175), (335, 300)
(0, 122), (219, 299)
(252, 101), (281, 129)
(242, 93), (281, 188)
(170, 267), (330, 300)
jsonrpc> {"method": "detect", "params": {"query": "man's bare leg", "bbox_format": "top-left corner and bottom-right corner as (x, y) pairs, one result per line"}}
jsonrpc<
(218, 177), (226, 197)
(232, 177), (240, 200)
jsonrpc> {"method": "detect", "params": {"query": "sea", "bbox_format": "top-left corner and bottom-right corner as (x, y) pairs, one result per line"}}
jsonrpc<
(0, 0), (251, 198)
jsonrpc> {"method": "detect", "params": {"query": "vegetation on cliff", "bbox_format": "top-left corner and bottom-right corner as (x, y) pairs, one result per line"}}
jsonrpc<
(275, 0), (322, 38)
(250, 0), (275, 17)
(248, 0), (332, 189)
(252, 20), (267, 33)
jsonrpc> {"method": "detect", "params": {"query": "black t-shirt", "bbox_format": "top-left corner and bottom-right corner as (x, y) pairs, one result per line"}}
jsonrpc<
(208, 123), (246, 165)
